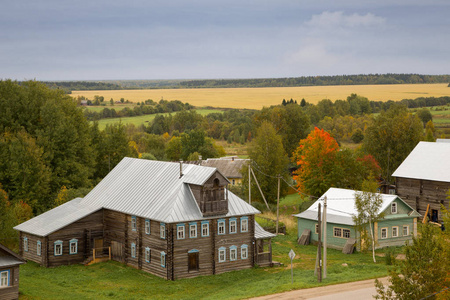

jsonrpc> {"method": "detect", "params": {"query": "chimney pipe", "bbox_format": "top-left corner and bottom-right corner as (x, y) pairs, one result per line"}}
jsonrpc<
(179, 160), (183, 178)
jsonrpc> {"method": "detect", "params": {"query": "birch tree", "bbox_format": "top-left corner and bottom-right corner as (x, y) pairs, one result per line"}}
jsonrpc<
(353, 179), (383, 263)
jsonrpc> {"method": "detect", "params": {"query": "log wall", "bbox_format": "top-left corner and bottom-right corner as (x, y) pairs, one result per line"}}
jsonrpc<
(396, 177), (450, 220)
(0, 266), (20, 300)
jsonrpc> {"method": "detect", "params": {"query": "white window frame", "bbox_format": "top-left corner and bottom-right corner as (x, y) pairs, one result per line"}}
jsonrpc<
(131, 216), (137, 231)
(392, 226), (399, 238)
(161, 251), (166, 268)
(229, 218), (237, 234)
(391, 203), (397, 214)
(69, 239), (78, 255)
(230, 246), (237, 261)
(381, 227), (388, 239)
(145, 247), (150, 263)
(333, 227), (342, 238)
(160, 223), (166, 239)
(218, 247), (226, 263)
(131, 242), (136, 258)
(240, 217), (248, 233)
(54, 240), (63, 256)
(145, 219), (150, 235)
(343, 229), (351, 238)
(0, 270), (9, 288)
(37, 240), (41, 256)
(201, 221), (209, 237)
(177, 224), (185, 240)
(218, 220), (225, 235)
(241, 245), (248, 260)
(23, 237), (28, 252)
(403, 225), (410, 236)
(189, 223), (197, 238)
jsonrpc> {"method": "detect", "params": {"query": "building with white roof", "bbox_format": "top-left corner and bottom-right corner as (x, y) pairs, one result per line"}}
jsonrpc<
(294, 188), (419, 250)
(14, 158), (275, 280)
(392, 141), (450, 222)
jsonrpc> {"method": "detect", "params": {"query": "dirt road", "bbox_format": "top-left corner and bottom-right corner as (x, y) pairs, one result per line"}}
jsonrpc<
(251, 277), (389, 300)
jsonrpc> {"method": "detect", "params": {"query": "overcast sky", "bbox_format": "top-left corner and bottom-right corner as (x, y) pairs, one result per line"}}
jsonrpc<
(1, 0), (449, 81)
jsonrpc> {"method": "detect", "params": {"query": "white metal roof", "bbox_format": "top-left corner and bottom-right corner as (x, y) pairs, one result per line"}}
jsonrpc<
(392, 141), (450, 183)
(293, 187), (406, 226)
(254, 221), (276, 239)
(15, 158), (260, 236)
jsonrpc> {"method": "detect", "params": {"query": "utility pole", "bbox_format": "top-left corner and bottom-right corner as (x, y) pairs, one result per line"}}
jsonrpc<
(323, 196), (327, 279)
(314, 203), (322, 282)
(276, 175), (280, 235)
(248, 163), (251, 205)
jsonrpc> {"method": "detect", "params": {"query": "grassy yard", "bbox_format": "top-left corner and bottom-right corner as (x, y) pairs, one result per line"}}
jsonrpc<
(19, 240), (389, 300)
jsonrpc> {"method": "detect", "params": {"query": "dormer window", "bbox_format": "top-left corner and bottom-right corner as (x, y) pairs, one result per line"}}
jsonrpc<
(391, 202), (397, 214)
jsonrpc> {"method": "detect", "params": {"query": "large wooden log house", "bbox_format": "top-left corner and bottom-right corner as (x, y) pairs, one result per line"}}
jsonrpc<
(393, 141), (450, 222)
(14, 158), (275, 280)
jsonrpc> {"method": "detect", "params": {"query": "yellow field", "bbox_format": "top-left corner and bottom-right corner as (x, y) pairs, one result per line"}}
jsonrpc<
(71, 83), (450, 110)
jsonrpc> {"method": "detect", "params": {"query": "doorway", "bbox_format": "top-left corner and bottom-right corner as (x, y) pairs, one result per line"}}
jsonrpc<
(188, 251), (199, 272)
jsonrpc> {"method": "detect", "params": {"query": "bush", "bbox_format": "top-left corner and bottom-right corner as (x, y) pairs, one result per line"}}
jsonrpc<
(384, 247), (396, 265)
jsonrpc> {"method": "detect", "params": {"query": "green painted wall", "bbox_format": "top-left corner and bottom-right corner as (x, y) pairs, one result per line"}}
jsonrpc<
(376, 217), (415, 248)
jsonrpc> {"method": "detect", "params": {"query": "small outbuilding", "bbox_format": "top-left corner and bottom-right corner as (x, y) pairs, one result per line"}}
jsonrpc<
(294, 188), (420, 251)
(0, 243), (26, 300)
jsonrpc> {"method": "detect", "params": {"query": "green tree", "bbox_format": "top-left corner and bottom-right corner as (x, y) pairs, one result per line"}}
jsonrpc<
(416, 108), (433, 127)
(375, 224), (450, 300)
(245, 122), (289, 204)
(180, 130), (221, 160)
(363, 104), (423, 181)
(353, 179), (384, 263)
(424, 120), (436, 142)
(165, 136), (182, 161)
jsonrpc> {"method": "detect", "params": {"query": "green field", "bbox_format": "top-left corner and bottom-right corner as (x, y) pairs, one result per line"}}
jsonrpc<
(95, 109), (221, 130)
(19, 236), (390, 300)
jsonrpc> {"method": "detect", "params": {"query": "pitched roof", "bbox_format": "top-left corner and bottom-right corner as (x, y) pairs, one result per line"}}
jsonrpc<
(15, 158), (260, 236)
(254, 222), (276, 239)
(0, 243), (26, 267)
(392, 141), (450, 182)
(293, 187), (416, 226)
(200, 158), (248, 179)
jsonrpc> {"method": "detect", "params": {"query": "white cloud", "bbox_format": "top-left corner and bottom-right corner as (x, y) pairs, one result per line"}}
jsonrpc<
(304, 11), (385, 30)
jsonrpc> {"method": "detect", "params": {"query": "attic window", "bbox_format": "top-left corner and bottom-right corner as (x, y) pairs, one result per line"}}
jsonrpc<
(214, 178), (220, 187)
(391, 203), (397, 214)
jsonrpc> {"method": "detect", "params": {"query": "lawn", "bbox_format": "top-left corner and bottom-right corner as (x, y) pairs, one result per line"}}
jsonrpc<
(19, 240), (389, 300)
(95, 109), (222, 130)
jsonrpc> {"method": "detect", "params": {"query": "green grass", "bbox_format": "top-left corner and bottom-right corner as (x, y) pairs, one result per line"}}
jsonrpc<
(20, 238), (389, 300)
(94, 109), (222, 130)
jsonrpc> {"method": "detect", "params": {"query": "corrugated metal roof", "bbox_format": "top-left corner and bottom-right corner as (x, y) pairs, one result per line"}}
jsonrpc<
(392, 141), (450, 182)
(0, 243), (26, 267)
(14, 198), (101, 236)
(254, 221), (276, 239)
(436, 139), (450, 143)
(15, 158), (260, 236)
(293, 187), (406, 226)
(200, 158), (248, 179)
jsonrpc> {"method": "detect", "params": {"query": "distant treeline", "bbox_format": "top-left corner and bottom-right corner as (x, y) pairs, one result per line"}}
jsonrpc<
(83, 99), (194, 121)
(42, 81), (123, 93)
(38, 74), (450, 91)
(180, 74), (450, 88)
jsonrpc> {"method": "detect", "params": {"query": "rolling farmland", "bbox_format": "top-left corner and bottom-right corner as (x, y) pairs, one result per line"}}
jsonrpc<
(71, 83), (450, 110)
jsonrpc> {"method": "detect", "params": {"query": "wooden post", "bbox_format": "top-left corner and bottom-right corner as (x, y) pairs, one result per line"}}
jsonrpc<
(276, 175), (280, 235)
(314, 203), (322, 282)
(323, 196), (327, 279)
(109, 247), (111, 260)
(93, 248), (96, 261)
(249, 163), (251, 205)
(250, 167), (270, 210)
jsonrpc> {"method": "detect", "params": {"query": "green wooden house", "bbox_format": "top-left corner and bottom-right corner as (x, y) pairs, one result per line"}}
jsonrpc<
(294, 188), (420, 250)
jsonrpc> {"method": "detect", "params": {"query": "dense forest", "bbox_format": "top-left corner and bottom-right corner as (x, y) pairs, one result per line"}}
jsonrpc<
(40, 74), (450, 91)
(0, 80), (445, 248)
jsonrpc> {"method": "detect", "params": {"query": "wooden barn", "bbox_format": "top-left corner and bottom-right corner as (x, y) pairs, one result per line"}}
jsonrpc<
(14, 158), (275, 280)
(393, 141), (450, 222)
(0, 243), (26, 300)
(200, 157), (248, 186)
(294, 188), (420, 250)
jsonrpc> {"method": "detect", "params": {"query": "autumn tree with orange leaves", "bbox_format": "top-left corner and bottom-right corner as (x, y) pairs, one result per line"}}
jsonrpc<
(293, 127), (381, 197)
